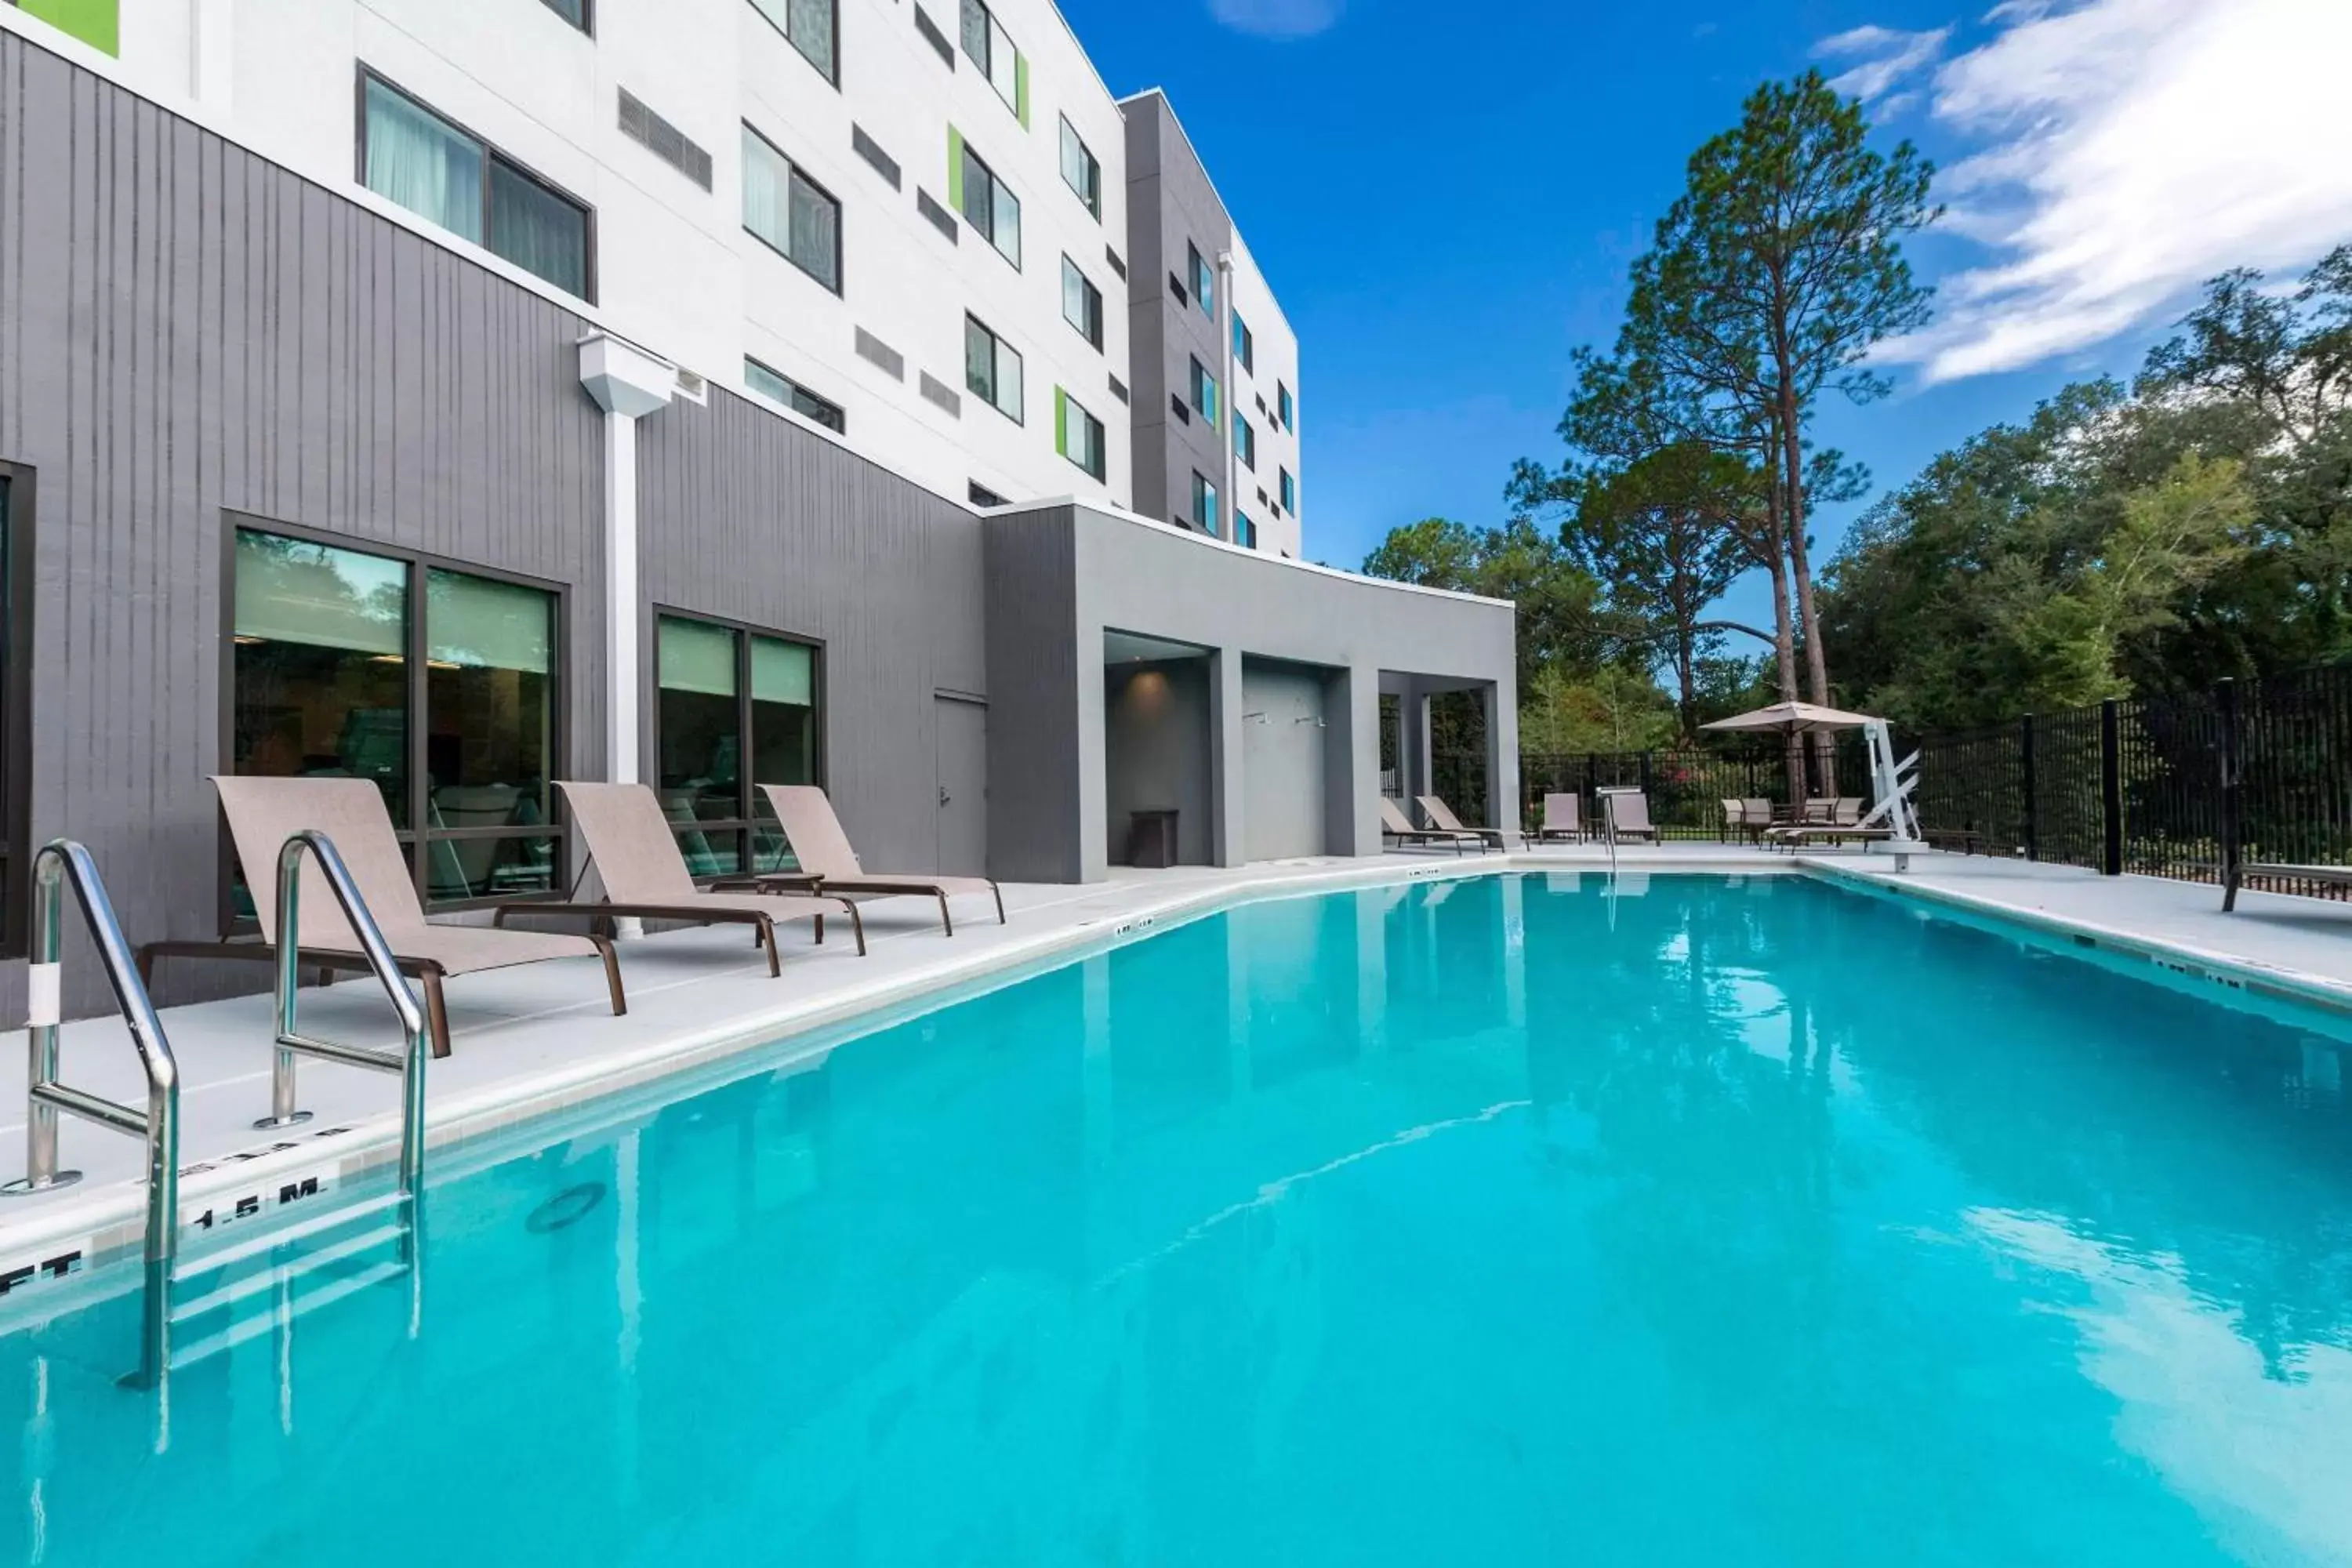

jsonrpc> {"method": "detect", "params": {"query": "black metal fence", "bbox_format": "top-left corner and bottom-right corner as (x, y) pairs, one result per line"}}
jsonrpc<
(1465, 664), (2352, 895)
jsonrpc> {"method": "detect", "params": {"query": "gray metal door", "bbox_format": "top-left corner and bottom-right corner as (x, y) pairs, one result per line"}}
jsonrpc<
(935, 697), (988, 876)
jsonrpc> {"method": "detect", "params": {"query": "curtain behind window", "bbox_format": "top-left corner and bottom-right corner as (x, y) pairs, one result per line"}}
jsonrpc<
(788, 170), (839, 292)
(743, 127), (789, 250)
(960, 0), (989, 67)
(990, 180), (1021, 267)
(364, 78), (484, 243)
(489, 162), (586, 296)
(788, 0), (835, 78)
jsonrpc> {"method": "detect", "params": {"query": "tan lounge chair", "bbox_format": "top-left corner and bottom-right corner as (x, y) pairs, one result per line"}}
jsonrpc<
(743, 785), (1004, 935)
(137, 776), (626, 1058)
(1417, 795), (1510, 851)
(1722, 798), (1773, 843)
(1534, 793), (1584, 844)
(1766, 798), (1875, 848)
(1598, 790), (1660, 843)
(1380, 797), (1485, 855)
(510, 783), (864, 968)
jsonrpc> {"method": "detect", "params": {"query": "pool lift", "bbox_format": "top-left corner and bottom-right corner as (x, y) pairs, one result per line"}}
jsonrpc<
(3, 833), (429, 1441)
(1699, 703), (1926, 871)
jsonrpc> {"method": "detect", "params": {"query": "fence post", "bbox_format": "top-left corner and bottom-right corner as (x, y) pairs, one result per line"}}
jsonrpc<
(2217, 678), (2243, 909)
(2020, 713), (2038, 862)
(2100, 699), (2124, 876)
(1639, 751), (1653, 800)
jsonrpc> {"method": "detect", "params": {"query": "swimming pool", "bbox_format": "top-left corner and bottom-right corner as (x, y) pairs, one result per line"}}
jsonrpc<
(3, 872), (2350, 1565)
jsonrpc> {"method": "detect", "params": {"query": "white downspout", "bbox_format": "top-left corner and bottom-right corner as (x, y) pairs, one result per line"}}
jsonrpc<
(577, 333), (678, 934)
(601, 418), (642, 783)
(578, 332), (677, 786)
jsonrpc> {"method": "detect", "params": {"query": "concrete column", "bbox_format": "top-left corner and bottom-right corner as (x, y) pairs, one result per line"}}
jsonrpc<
(1209, 646), (1246, 868)
(1483, 681), (1522, 838)
(1400, 684), (1433, 810)
(1076, 617), (1110, 883)
(1332, 662), (1381, 856)
(578, 333), (677, 786)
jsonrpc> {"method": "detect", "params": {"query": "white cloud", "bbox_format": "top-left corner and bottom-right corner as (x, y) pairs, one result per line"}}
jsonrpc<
(1207, 0), (1343, 40)
(1854, 0), (2352, 384)
(1813, 24), (1951, 102)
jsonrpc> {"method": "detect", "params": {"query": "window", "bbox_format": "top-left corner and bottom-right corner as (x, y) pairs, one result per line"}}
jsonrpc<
(1235, 414), (1256, 471)
(1236, 512), (1258, 550)
(965, 314), (1024, 423)
(1232, 310), (1254, 375)
(230, 525), (561, 909)
(1280, 466), (1297, 514)
(742, 125), (842, 293)
(1278, 381), (1294, 431)
(1189, 242), (1215, 319)
(958, 0), (1026, 122)
(749, 0), (837, 82)
(1062, 256), (1103, 350)
(952, 131), (1021, 269)
(969, 481), (1008, 508)
(1190, 472), (1221, 535)
(1059, 117), (1101, 219)
(0, 465), (30, 956)
(746, 358), (846, 434)
(1056, 389), (1106, 483)
(1189, 356), (1219, 426)
(655, 614), (821, 878)
(540, 0), (589, 31)
(361, 73), (590, 299)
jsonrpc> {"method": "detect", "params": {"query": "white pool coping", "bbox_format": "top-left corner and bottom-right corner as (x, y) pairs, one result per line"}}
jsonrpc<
(2, 843), (2347, 1296)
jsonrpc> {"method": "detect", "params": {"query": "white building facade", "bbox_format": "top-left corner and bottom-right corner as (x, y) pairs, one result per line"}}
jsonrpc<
(17, 0), (1296, 539)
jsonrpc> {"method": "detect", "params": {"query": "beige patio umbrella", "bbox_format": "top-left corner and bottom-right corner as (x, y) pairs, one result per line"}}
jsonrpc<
(1699, 702), (1881, 735)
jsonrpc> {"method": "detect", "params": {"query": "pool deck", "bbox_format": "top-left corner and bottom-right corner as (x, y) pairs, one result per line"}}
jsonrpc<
(3, 842), (2347, 1286)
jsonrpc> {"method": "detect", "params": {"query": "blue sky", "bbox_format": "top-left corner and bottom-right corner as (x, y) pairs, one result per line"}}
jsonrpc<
(1056, 0), (2352, 633)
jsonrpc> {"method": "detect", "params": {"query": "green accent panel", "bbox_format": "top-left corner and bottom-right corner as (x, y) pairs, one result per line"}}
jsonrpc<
(19, 0), (119, 56)
(948, 125), (965, 209)
(1054, 387), (1069, 457)
(1015, 54), (1030, 129)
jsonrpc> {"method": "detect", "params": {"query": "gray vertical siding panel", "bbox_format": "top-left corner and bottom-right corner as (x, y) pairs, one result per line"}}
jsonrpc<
(0, 34), (606, 1018)
(980, 508), (1082, 883)
(635, 391), (986, 878)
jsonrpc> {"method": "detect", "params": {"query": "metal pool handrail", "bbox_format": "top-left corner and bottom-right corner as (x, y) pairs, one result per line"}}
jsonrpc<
(267, 829), (429, 1206)
(0, 839), (183, 1382)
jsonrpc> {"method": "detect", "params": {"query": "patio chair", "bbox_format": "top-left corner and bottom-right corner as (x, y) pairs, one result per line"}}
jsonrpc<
(743, 784), (1005, 935)
(1598, 790), (1660, 844)
(1534, 793), (1584, 844)
(1769, 798), (1892, 851)
(1416, 794), (1509, 851)
(136, 776), (626, 1059)
(1380, 797), (1486, 855)
(514, 783), (866, 968)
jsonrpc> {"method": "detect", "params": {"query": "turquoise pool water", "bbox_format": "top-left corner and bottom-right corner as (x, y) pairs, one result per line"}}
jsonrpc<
(4, 873), (2351, 1566)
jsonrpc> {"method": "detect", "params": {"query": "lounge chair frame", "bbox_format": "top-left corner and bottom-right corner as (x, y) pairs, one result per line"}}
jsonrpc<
(513, 783), (867, 965)
(728, 786), (1006, 935)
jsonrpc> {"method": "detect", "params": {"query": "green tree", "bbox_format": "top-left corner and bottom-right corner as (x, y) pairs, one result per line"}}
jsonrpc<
(1360, 517), (1605, 697)
(1512, 441), (1763, 735)
(1824, 253), (2352, 730)
(1630, 71), (1936, 766)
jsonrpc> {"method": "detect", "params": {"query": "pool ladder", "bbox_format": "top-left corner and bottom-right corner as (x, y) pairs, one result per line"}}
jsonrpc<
(2, 833), (429, 1396)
